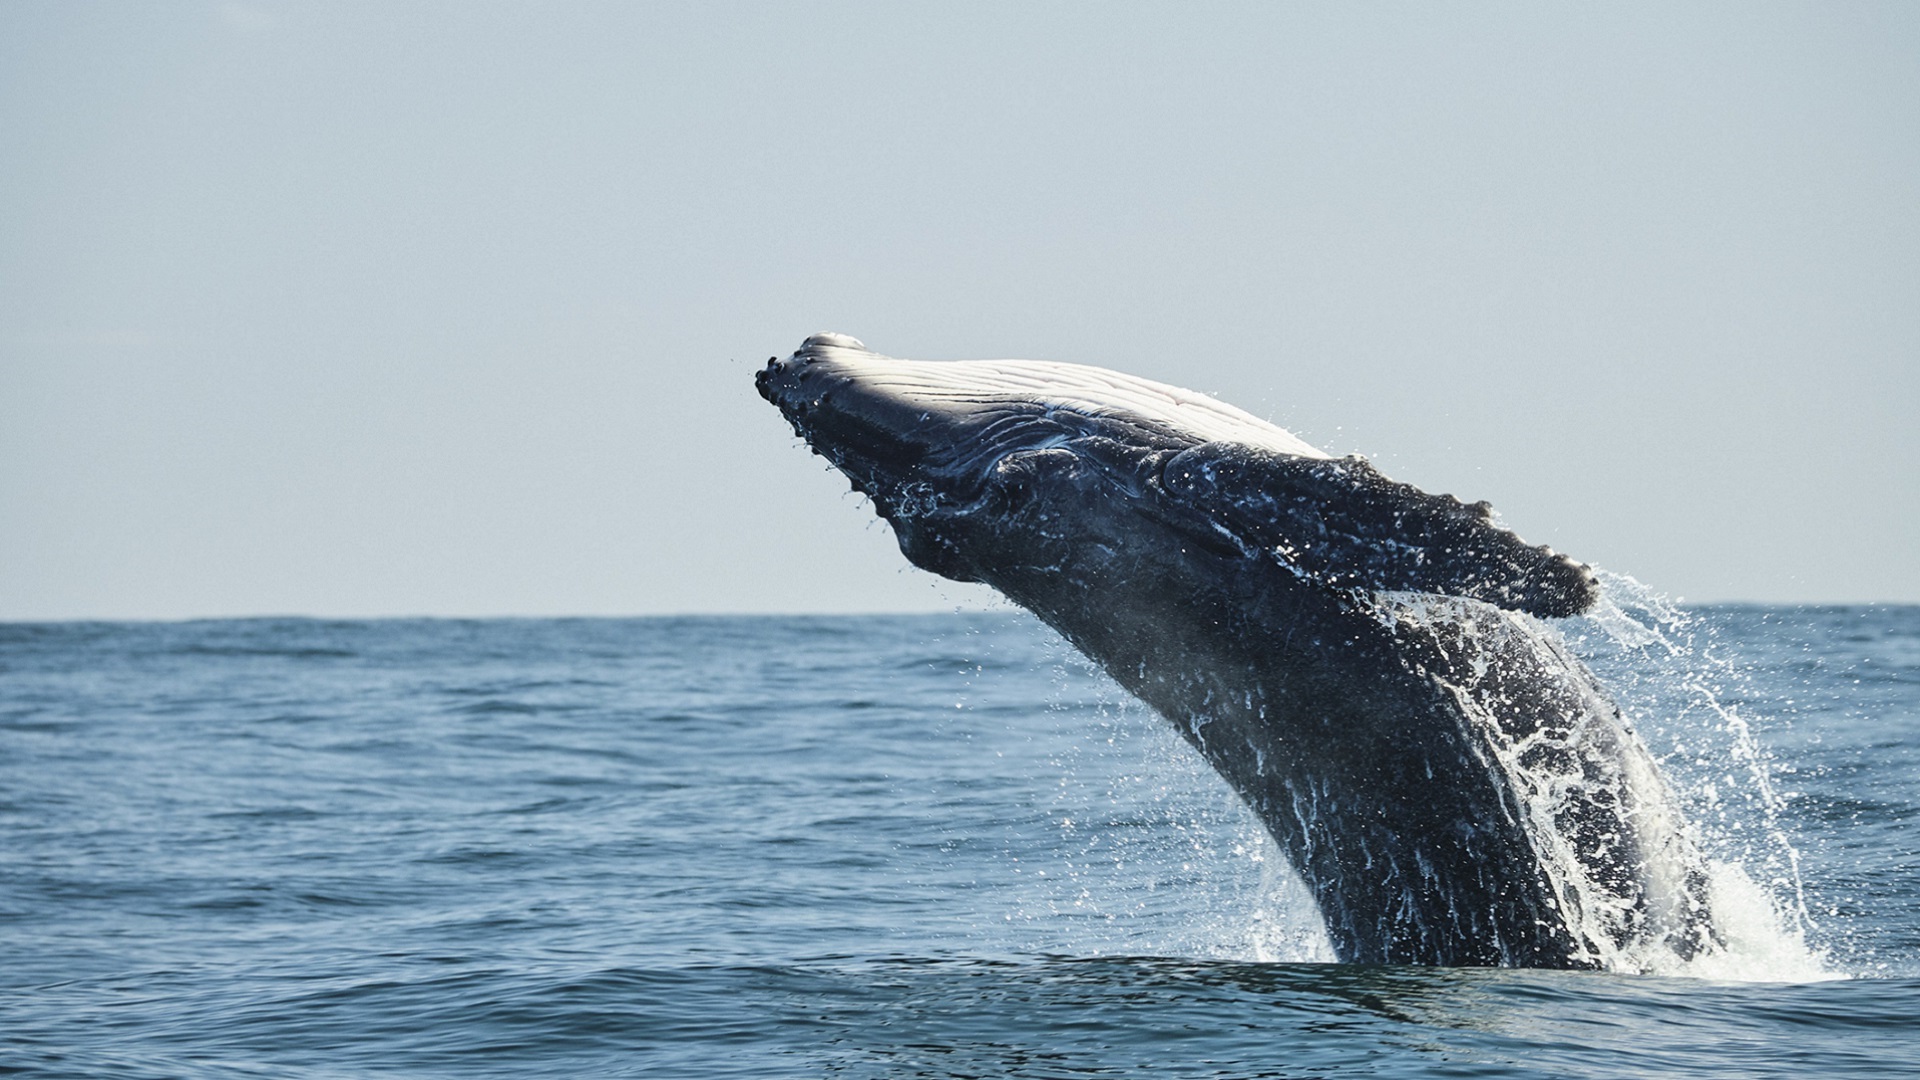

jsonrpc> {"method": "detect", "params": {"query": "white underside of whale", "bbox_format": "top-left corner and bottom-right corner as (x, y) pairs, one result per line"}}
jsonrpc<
(800, 333), (1330, 461)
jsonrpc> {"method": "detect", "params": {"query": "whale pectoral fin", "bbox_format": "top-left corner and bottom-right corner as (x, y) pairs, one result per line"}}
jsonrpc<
(1157, 443), (1600, 617)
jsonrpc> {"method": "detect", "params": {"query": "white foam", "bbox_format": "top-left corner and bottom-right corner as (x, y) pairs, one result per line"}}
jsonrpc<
(1657, 860), (1838, 982)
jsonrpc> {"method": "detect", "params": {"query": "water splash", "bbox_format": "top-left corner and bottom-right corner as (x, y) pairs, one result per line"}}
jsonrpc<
(992, 582), (1832, 980)
(1361, 590), (1711, 972)
(1364, 580), (1834, 980)
(1564, 573), (1832, 981)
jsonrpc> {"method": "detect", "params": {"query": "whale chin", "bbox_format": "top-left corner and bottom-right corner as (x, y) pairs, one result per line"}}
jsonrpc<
(757, 334), (1715, 969)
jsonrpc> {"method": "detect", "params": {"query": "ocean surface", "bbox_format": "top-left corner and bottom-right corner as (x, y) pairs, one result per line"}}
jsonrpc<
(2, 596), (1916, 1077)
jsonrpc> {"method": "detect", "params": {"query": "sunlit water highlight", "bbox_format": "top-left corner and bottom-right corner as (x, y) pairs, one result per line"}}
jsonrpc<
(1, 603), (1915, 1077)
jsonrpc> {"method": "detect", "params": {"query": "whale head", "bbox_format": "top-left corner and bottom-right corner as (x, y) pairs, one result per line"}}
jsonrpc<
(755, 333), (1300, 586)
(756, 333), (1598, 618)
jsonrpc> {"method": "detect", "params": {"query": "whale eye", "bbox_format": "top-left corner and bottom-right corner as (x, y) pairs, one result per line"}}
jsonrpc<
(987, 447), (1082, 513)
(988, 461), (1037, 511)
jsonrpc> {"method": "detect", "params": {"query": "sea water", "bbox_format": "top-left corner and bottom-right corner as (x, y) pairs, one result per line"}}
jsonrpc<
(1, 601), (1916, 1077)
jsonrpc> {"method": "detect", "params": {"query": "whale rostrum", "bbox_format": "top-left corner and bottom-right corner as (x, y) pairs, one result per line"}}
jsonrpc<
(757, 333), (1718, 969)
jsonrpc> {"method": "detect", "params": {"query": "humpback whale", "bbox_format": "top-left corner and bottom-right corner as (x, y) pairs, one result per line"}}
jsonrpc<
(756, 333), (1718, 969)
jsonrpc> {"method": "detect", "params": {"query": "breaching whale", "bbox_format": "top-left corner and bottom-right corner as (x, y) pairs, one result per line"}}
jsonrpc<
(757, 332), (1719, 969)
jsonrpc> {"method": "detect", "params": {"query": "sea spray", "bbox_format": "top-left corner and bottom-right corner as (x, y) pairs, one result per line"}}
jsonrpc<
(994, 581), (1830, 979)
(1567, 573), (1831, 981)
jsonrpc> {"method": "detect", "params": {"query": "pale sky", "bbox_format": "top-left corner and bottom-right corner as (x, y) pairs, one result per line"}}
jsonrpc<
(3, 1), (1915, 619)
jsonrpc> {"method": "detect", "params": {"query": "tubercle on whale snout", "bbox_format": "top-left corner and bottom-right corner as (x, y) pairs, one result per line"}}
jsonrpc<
(758, 350), (991, 581)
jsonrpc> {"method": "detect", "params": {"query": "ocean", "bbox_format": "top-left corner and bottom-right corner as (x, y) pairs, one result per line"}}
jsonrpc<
(2, 595), (1915, 1077)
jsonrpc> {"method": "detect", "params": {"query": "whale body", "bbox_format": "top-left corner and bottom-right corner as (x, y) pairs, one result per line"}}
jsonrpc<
(757, 333), (1718, 969)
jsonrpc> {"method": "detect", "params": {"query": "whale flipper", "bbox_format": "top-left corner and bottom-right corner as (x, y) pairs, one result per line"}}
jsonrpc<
(1157, 442), (1599, 618)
